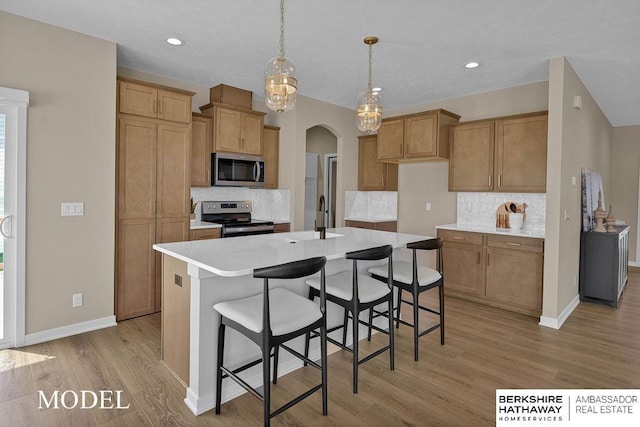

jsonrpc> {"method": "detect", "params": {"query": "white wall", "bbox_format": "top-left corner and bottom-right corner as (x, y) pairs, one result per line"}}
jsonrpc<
(0, 11), (116, 334)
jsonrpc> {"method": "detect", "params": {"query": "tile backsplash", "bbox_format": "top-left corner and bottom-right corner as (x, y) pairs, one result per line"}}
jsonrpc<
(191, 187), (290, 221)
(345, 191), (398, 220)
(457, 192), (546, 232)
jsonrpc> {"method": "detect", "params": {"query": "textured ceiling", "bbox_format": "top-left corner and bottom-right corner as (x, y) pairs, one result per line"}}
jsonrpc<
(1, 0), (639, 126)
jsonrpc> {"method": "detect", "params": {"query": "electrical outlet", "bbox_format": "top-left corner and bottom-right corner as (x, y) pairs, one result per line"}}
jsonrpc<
(62, 202), (84, 216)
(425, 202), (431, 211)
(564, 209), (570, 221)
(73, 293), (83, 307)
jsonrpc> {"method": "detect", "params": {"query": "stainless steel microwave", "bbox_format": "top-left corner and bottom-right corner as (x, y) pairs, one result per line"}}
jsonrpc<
(211, 152), (265, 187)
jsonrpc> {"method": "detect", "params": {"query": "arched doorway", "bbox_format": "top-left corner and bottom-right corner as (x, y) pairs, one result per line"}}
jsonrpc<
(304, 126), (337, 230)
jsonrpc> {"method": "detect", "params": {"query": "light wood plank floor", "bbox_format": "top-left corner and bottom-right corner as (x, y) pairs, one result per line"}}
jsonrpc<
(1, 272), (639, 426)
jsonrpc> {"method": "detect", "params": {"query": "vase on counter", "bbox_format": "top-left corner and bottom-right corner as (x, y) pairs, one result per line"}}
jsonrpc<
(593, 192), (607, 233)
(606, 204), (617, 232)
(509, 213), (524, 230)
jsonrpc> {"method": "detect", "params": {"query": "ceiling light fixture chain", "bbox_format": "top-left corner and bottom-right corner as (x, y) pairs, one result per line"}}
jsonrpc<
(264, 0), (297, 112)
(367, 40), (373, 92)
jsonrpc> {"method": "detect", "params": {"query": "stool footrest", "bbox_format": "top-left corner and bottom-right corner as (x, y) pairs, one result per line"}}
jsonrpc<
(359, 345), (391, 365)
(220, 366), (264, 401)
(271, 383), (324, 418)
(280, 343), (321, 370)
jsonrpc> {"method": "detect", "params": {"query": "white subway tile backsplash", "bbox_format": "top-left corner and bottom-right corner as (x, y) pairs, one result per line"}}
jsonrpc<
(191, 188), (290, 221)
(457, 192), (546, 232)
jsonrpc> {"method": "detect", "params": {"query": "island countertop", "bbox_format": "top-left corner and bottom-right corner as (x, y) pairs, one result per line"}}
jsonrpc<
(153, 227), (428, 277)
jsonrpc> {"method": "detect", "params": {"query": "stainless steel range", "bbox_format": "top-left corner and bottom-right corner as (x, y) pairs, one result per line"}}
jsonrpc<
(200, 200), (274, 238)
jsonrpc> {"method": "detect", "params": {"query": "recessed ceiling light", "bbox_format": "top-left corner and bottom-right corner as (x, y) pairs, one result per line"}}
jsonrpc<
(166, 37), (184, 46)
(465, 62), (480, 69)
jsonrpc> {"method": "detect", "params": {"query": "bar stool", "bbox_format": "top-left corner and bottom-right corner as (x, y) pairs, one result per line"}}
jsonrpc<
(305, 245), (394, 393)
(214, 256), (328, 426)
(368, 238), (444, 361)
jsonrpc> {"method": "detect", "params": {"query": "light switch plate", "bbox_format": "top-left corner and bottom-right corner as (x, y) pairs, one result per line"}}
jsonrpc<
(62, 202), (84, 216)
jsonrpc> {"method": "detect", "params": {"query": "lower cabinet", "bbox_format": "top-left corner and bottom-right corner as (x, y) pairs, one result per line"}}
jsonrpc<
(190, 227), (221, 240)
(345, 219), (397, 232)
(274, 223), (290, 233)
(438, 229), (544, 316)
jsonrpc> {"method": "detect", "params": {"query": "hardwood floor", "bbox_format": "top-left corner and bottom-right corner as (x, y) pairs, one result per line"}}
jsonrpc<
(1, 272), (639, 426)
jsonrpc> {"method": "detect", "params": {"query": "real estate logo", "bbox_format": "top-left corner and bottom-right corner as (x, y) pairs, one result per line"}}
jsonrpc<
(37, 390), (130, 410)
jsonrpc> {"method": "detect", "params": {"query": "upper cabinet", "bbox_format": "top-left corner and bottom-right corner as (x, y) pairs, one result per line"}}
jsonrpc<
(263, 126), (280, 189)
(358, 135), (398, 191)
(200, 103), (265, 155)
(190, 113), (213, 187)
(377, 109), (460, 163)
(118, 77), (192, 124)
(449, 112), (548, 193)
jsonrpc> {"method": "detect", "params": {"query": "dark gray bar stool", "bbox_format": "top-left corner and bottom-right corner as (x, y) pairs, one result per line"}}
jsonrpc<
(368, 238), (444, 361)
(305, 245), (394, 393)
(214, 256), (328, 426)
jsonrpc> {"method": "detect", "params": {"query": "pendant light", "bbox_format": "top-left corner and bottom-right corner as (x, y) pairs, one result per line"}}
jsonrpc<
(265, 0), (297, 112)
(356, 36), (382, 133)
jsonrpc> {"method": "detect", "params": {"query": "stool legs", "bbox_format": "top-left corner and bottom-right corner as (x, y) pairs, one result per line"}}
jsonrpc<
(272, 346), (279, 384)
(262, 346), (271, 427)
(412, 285), (420, 362)
(215, 319), (225, 414)
(439, 284), (445, 345)
(352, 301), (359, 394)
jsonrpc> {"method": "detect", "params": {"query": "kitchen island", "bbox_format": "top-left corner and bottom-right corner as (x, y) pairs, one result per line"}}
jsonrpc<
(153, 227), (428, 415)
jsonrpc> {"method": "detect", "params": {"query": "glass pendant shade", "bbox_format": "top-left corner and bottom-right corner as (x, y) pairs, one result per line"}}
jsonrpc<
(356, 89), (382, 133)
(265, 56), (297, 112)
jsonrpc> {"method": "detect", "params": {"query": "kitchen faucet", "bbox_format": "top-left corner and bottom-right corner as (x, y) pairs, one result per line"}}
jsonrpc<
(315, 194), (326, 239)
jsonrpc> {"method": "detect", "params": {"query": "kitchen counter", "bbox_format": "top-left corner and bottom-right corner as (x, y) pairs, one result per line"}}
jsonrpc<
(436, 223), (545, 239)
(153, 227), (428, 415)
(189, 219), (222, 230)
(344, 216), (397, 222)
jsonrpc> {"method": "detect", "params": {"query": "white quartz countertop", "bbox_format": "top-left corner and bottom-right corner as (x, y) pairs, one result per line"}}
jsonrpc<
(345, 217), (397, 223)
(154, 227), (428, 277)
(189, 220), (222, 230)
(436, 223), (545, 239)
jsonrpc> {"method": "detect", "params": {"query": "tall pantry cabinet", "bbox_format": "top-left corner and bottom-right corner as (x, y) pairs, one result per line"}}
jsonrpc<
(116, 77), (194, 321)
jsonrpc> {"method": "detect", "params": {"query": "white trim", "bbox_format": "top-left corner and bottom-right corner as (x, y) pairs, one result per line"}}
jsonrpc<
(538, 294), (580, 329)
(323, 153), (337, 228)
(0, 87), (28, 349)
(24, 315), (116, 346)
(628, 261), (640, 268)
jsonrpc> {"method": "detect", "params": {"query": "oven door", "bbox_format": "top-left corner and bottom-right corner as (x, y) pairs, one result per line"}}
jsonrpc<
(222, 224), (274, 238)
(212, 152), (265, 187)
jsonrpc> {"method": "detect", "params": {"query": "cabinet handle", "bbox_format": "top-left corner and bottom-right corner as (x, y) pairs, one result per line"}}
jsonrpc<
(487, 254), (491, 266)
(452, 236), (465, 240)
(489, 174), (492, 188)
(399, 143), (403, 156)
(381, 176), (385, 187)
(153, 100), (157, 113)
(498, 174), (502, 187)
(477, 252), (480, 264)
(506, 242), (521, 246)
(208, 169), (211, 182)
(158, 99), (162, 114)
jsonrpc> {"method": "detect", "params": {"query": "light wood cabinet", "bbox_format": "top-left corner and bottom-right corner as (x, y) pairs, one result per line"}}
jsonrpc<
(201, 103), (266, 155)
(377, 109), (460, 163)
(190, 228), (222, 240)
(116, 77), (194, 321)
(273, 223), (290, 233)
(438, 229), (544, 316)
(345, 219), (397, 232)
(191, 113), (213, 187)
(449, 112), (547, 193)
(448, 121), (495, 192)
(358, 135), (398, 191)
(263, 126), (280, 189)
(118, 78), (192, 124)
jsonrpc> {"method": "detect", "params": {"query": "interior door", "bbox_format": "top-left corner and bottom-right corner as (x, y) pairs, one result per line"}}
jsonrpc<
(304, 153), (318, 230)
(0, 87), (28, 349)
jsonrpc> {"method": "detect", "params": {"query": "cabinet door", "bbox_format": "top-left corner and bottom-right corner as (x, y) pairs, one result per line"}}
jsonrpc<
(263, 127), (279, 189)
(191, 115), (212, 187)
(190, 228), (222, 240)
(116, 219), (156, 321)
(442, 242), (484, 295)
(157, 124), (191, 218)
(495, 114), (547, 192)
(241, 112), (264, 155)
(449, 121), (495, 191)
(214, 107), (242, 152)
(118, 117), (157, 219)
(377, 118), (404, 160)
(358, 135), (387, 190)
(485, 247), (543, 311)
(157, 89), (192, 124)
(119, 81), (157, 118)
(404, 113), (437, 158)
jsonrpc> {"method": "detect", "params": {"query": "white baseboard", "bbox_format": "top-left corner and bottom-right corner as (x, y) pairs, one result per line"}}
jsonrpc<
(628, 261), (640, 268)
(24, 315), (116, 346)
(539, 294), (580, 329)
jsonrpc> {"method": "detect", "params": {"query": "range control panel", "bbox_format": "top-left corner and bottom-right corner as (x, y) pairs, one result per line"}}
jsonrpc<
(201, 200), (252, 214)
